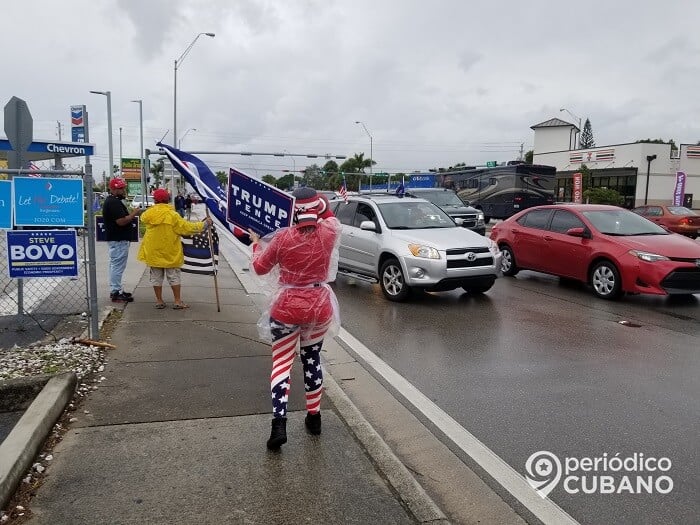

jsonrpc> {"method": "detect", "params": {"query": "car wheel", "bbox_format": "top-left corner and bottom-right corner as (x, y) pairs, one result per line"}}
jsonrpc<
(379, 258), (411, 302)
(462, 280), (495, 294)
(590, 260), (622, 300)
(483, 216), (491, 224)
(500, 245), (519, 277)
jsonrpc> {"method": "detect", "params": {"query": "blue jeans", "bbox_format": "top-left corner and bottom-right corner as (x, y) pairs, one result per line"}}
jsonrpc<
(108, 240), (130, 294)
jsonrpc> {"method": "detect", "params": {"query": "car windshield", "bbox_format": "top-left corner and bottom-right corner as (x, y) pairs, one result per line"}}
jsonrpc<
(378, 201), (455, 229)
(582, 209), (669, 236)
(414, 191), (465, 207)
(667, 206), (697, 216)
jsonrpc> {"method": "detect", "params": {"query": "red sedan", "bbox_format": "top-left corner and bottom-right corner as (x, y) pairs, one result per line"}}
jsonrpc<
(490, 204), (700, 299)
(631, 205), (699, 239)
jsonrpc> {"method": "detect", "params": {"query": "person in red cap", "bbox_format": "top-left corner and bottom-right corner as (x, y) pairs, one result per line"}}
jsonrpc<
(102, 177), (142, 303)
(248, 186), (341, 450)
(137, 188), (213, 309)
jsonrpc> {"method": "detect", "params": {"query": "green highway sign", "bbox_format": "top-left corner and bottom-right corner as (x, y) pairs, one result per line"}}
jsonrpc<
(486, 161), (497, 167)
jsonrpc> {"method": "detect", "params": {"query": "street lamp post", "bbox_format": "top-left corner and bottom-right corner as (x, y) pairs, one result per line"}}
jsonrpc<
(173, 32), (215, 200)
(644, 154), (657, 205)
(132, 99), (146, 198)
(355, 121), (373, 191)
(89, 90), (113, 186)
(179, 128), (197, 149)
(559, 108), (582, 149)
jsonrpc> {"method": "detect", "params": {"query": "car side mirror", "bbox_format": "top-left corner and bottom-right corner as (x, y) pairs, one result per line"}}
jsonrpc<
(454, 218), (464, 225)
(360, 220), (377, 231)
(566, 227), (590, 239)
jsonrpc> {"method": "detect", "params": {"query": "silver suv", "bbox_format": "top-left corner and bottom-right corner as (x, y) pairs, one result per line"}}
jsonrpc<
(331, 194), (502, 301)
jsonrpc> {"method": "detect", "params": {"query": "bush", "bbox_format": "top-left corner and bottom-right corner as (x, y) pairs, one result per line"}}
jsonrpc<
(582, 187), (624, 205)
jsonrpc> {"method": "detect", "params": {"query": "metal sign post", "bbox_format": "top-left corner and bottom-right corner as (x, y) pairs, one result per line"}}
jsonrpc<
(4, 96), (34, 314)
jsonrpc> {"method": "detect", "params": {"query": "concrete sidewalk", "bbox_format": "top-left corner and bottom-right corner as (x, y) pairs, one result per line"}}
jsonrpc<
(24, 219), (447, 524)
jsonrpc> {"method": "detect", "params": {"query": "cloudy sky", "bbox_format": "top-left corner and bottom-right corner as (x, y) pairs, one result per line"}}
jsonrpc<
(4, 0), (700, 180)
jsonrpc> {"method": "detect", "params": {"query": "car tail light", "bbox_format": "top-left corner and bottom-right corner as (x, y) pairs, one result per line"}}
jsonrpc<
(679, 217), (690, 225)
(514, 196), (523, 203)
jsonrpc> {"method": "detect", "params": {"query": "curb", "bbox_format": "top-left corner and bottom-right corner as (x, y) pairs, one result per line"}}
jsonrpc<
(324, 374), (450, 524)
(0, 372), (77, 510)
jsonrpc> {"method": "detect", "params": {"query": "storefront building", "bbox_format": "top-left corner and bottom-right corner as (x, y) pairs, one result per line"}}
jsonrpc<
(531, 118), (698, 209)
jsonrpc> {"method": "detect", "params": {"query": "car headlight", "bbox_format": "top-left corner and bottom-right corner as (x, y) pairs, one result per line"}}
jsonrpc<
(629, 250), (669, 262)
(408, 244), (441, 259)
(477, 212), (485, 224)
(487, 238), (500, 257)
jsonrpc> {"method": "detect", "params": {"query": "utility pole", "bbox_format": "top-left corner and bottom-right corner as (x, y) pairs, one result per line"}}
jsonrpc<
(119, 127), (123, 176)
(55, 121), (64, 170)
(519, 143), (524, 161)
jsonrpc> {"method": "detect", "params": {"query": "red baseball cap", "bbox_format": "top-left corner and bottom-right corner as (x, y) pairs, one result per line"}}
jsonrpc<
(109, 178), (126, 190)
(152, 188), (170, 203)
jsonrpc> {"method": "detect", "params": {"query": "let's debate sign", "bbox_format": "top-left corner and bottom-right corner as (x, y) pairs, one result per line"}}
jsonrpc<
(6, 230), (79, 278)
(13, 177), (84, 227)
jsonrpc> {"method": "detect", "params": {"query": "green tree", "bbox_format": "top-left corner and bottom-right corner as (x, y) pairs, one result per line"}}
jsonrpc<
(583, 187), (624, 205)
(150, 158), (165, 189)
(262, 174), (276, 186)
(524, 150), (533, 164)
(636, 138), (677, 151)
(340, 153), (373, 191)
(276, 173), (295, 190)
(580, 119), (595, 149)
(323, 160), (339, 174)
(302, 164), (327, 189)
(579, 164), (592, 191)
(215, 170), (227, 188)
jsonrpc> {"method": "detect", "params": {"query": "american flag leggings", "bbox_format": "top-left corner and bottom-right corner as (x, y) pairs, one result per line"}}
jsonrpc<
(269, 317), (330, 419)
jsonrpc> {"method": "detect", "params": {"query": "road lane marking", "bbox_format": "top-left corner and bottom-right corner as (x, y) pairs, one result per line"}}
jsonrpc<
(337, 327), (580, 525)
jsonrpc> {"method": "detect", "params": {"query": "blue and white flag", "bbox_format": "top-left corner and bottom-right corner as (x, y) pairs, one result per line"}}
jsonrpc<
(157, 143), (251, 246)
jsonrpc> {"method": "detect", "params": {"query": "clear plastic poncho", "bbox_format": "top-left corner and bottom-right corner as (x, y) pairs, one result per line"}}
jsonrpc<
(250, 217), (342, 343)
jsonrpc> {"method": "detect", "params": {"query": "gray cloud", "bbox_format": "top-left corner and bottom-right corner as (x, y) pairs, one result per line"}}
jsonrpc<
(3, 0), (700, 176)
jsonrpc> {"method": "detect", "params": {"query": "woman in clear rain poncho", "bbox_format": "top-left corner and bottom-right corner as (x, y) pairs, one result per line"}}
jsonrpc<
(248, 187), (341, 450)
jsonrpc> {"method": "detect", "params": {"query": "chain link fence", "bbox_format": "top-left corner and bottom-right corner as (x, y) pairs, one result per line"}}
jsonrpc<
(0, 228), (92, 349)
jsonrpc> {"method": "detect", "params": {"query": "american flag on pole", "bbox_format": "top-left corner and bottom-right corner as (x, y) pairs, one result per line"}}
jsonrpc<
(27, 162), (42, 178)
(182, 226), (219, 275)
(339, 177), (348, 203)
(157, 143), (252, 246)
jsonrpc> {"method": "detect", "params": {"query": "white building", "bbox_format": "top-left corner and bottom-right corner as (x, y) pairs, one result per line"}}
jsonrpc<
(531, 118), (698, 209)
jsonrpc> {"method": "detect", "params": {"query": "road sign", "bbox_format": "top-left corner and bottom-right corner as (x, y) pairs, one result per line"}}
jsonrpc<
(6, 229), (79, 278)
(4, 96), (34, 170)
(486, 161), (497, 168)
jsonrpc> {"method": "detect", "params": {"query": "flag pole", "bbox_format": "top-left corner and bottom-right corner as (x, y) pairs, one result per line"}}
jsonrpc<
(204, 207), (221, 312)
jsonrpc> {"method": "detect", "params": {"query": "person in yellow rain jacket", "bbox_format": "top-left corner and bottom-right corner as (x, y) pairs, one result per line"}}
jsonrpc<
(137, 188), (213, 309)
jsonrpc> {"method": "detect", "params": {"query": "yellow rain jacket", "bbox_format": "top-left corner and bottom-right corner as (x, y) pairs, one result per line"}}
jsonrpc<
(137, 203), (206, 268)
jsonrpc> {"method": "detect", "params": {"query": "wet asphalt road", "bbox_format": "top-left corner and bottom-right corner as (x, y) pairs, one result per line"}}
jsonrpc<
(331, 272), (699, 525)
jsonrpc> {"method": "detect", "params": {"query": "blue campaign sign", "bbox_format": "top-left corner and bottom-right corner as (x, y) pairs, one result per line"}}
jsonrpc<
(13, 177), (85, 227)
(95, 215), (139, 242)
(0, 180), (11, 229)
(227, 168), (294, 236)
(6, 230), (79, 278)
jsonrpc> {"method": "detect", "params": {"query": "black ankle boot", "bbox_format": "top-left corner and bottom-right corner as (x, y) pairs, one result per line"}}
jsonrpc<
(305, 412), (322, 435)
(267, 417), (287, 449)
